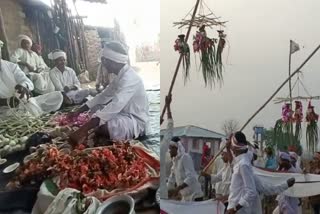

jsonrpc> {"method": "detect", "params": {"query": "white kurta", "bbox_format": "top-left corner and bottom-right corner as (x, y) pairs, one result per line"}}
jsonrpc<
(275, 167), (300, 214)
(50, 66), (89, 104)
(0, 60), (63, 118)
(227, 153), (259, 214)
(211, 162), (232, 197)
(167, 153), (204, 201)
(160, 118), (174, 199)
(10, 48), (43, 74)
(86, 64), (149, 140)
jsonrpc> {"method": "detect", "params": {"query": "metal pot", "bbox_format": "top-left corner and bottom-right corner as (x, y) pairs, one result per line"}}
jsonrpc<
(96, 194), (135, 214)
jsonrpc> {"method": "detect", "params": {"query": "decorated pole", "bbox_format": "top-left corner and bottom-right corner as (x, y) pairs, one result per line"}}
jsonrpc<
(202, 43), (320, 174)
(289, 40), (293, 146)
(160, 0), (202, 125)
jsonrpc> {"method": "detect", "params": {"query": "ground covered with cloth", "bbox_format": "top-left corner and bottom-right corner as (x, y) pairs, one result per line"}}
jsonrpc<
(160, 199), (225, 214)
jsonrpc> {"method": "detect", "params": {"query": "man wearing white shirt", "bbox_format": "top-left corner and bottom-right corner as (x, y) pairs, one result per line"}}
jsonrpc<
(226, 132), (259, 214)
(167, 137), (204, 201)
(49, 50), (91, 105)
(68, 41), (148, 143)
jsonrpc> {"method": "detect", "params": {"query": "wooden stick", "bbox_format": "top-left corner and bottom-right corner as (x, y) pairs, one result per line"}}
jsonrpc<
(0, 8), (10, 60)
(274, 96), (320, 104)
(240, 43), (320, 131)
(202, 43), (320, 174)
(160, 0), (202, 125)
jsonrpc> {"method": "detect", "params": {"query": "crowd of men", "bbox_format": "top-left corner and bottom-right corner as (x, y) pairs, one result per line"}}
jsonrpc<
(0, 34), (149, 143)
(160, 95), (320, 214)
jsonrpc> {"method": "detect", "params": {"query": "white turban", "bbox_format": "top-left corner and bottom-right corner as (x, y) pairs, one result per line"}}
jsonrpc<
(289, 152), (298, 162)
(169, 140), (186, 158)
(17, 35), (32, 47)
(231, 135), (248, 151)
(101, 43), (129, 64)
(48, 50), (67, 60)
(280, 152), (291, 162)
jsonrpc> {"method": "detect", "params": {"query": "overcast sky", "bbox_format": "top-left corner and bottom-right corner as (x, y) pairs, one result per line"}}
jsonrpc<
(160, 0), (320, 148)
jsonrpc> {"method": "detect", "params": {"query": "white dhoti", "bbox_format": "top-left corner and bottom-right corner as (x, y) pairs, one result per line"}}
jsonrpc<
(65, 89), (95, 104)
(107, 114), (136, 140)
(29, 72), (55, 95)
(0, 91), (63, 119)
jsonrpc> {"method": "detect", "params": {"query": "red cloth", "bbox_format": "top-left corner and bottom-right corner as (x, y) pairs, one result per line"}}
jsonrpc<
(201, 145), (210, 166)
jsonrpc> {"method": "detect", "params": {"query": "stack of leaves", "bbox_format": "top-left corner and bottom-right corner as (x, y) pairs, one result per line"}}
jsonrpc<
(193, 25), (220, 87)
(306, 101), (319, 153)
(294, 101), (303, 139)
(174, 34), (190, 81)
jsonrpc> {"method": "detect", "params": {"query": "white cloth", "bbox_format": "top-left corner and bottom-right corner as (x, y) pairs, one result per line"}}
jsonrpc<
(160, 119), (173, 199)
(167, 152), (203, 201)
(101, 45), (129, 64)
(87, 64), (148, 139)
(48, 51), (67, 60)
(0, 60), (63, 118)
(160, 199), (225, 214)
(17, 34), (32, 46)
(10, 48), (42, 74)
(275, 167), (300, 214)
(29, 71), (55, 94)
(227, 153), (259, 213)
(211, 162), (232, 197)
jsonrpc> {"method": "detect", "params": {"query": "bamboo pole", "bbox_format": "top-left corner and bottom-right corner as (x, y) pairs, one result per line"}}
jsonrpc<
(202, 43), (320, 174)
(160, 0), (202, 125)
(0, 9), (10, 60)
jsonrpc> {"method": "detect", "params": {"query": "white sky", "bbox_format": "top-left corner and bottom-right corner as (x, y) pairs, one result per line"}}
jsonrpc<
(39, 0), (160, 46)
(161, 0), (320, 149)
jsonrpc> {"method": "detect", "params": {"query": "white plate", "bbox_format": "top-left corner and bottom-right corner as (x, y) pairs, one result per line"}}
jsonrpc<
(0, 159), (7, 165)
(3, 163), (20, 173)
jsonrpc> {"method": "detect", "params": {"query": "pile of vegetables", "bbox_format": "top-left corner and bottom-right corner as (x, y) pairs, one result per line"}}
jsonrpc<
(8, 144), (150, 195)
(0, 134), (28, 156)
(53, 113), (90, 127)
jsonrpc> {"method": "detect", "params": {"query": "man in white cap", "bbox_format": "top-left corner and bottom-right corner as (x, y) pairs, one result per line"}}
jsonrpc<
(10, 35), (44, 74)
(289, 151), (302, 173)
(67, 41), (148, 143)
(49, 49), (92, 105)
(167, 136), (204, 201)
(226, 131), (259, 214)
(0, 40), (63, 118)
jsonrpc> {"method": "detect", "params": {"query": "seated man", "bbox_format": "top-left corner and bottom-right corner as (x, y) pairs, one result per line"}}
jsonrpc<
(10, 35), (44, 74)
(68, 41), (149, 143)
(29, 43), (55, 95)
(0, 40), (63, 118)
(48, 50), (92, 105)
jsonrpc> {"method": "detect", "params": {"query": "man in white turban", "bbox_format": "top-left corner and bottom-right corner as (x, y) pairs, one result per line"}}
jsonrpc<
(48, 49), (92, 105)
(0, 40), (63, 118)
(67, 41), (149, 143)
(10, 35), (44, 74)
(167, 137), (204, 201)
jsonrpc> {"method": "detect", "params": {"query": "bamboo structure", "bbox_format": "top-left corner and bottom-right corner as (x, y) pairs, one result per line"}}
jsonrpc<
(274, 96), (320, 104)
(160, 0), (202, 125)
(23, 0), (88, 74)
(202, 43), (320, 174)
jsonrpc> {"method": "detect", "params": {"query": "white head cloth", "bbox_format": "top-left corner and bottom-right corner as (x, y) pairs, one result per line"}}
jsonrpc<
(0, 40), (3, 48)
(289, 152), (298, 161)
(280, 152), (291, 161)
(231, 135), (248, 151)
(169, 140), (186, 158)
(48, 50), (67, 60)
(101, 43), (129, 64)
(18, 35), (32, 47)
